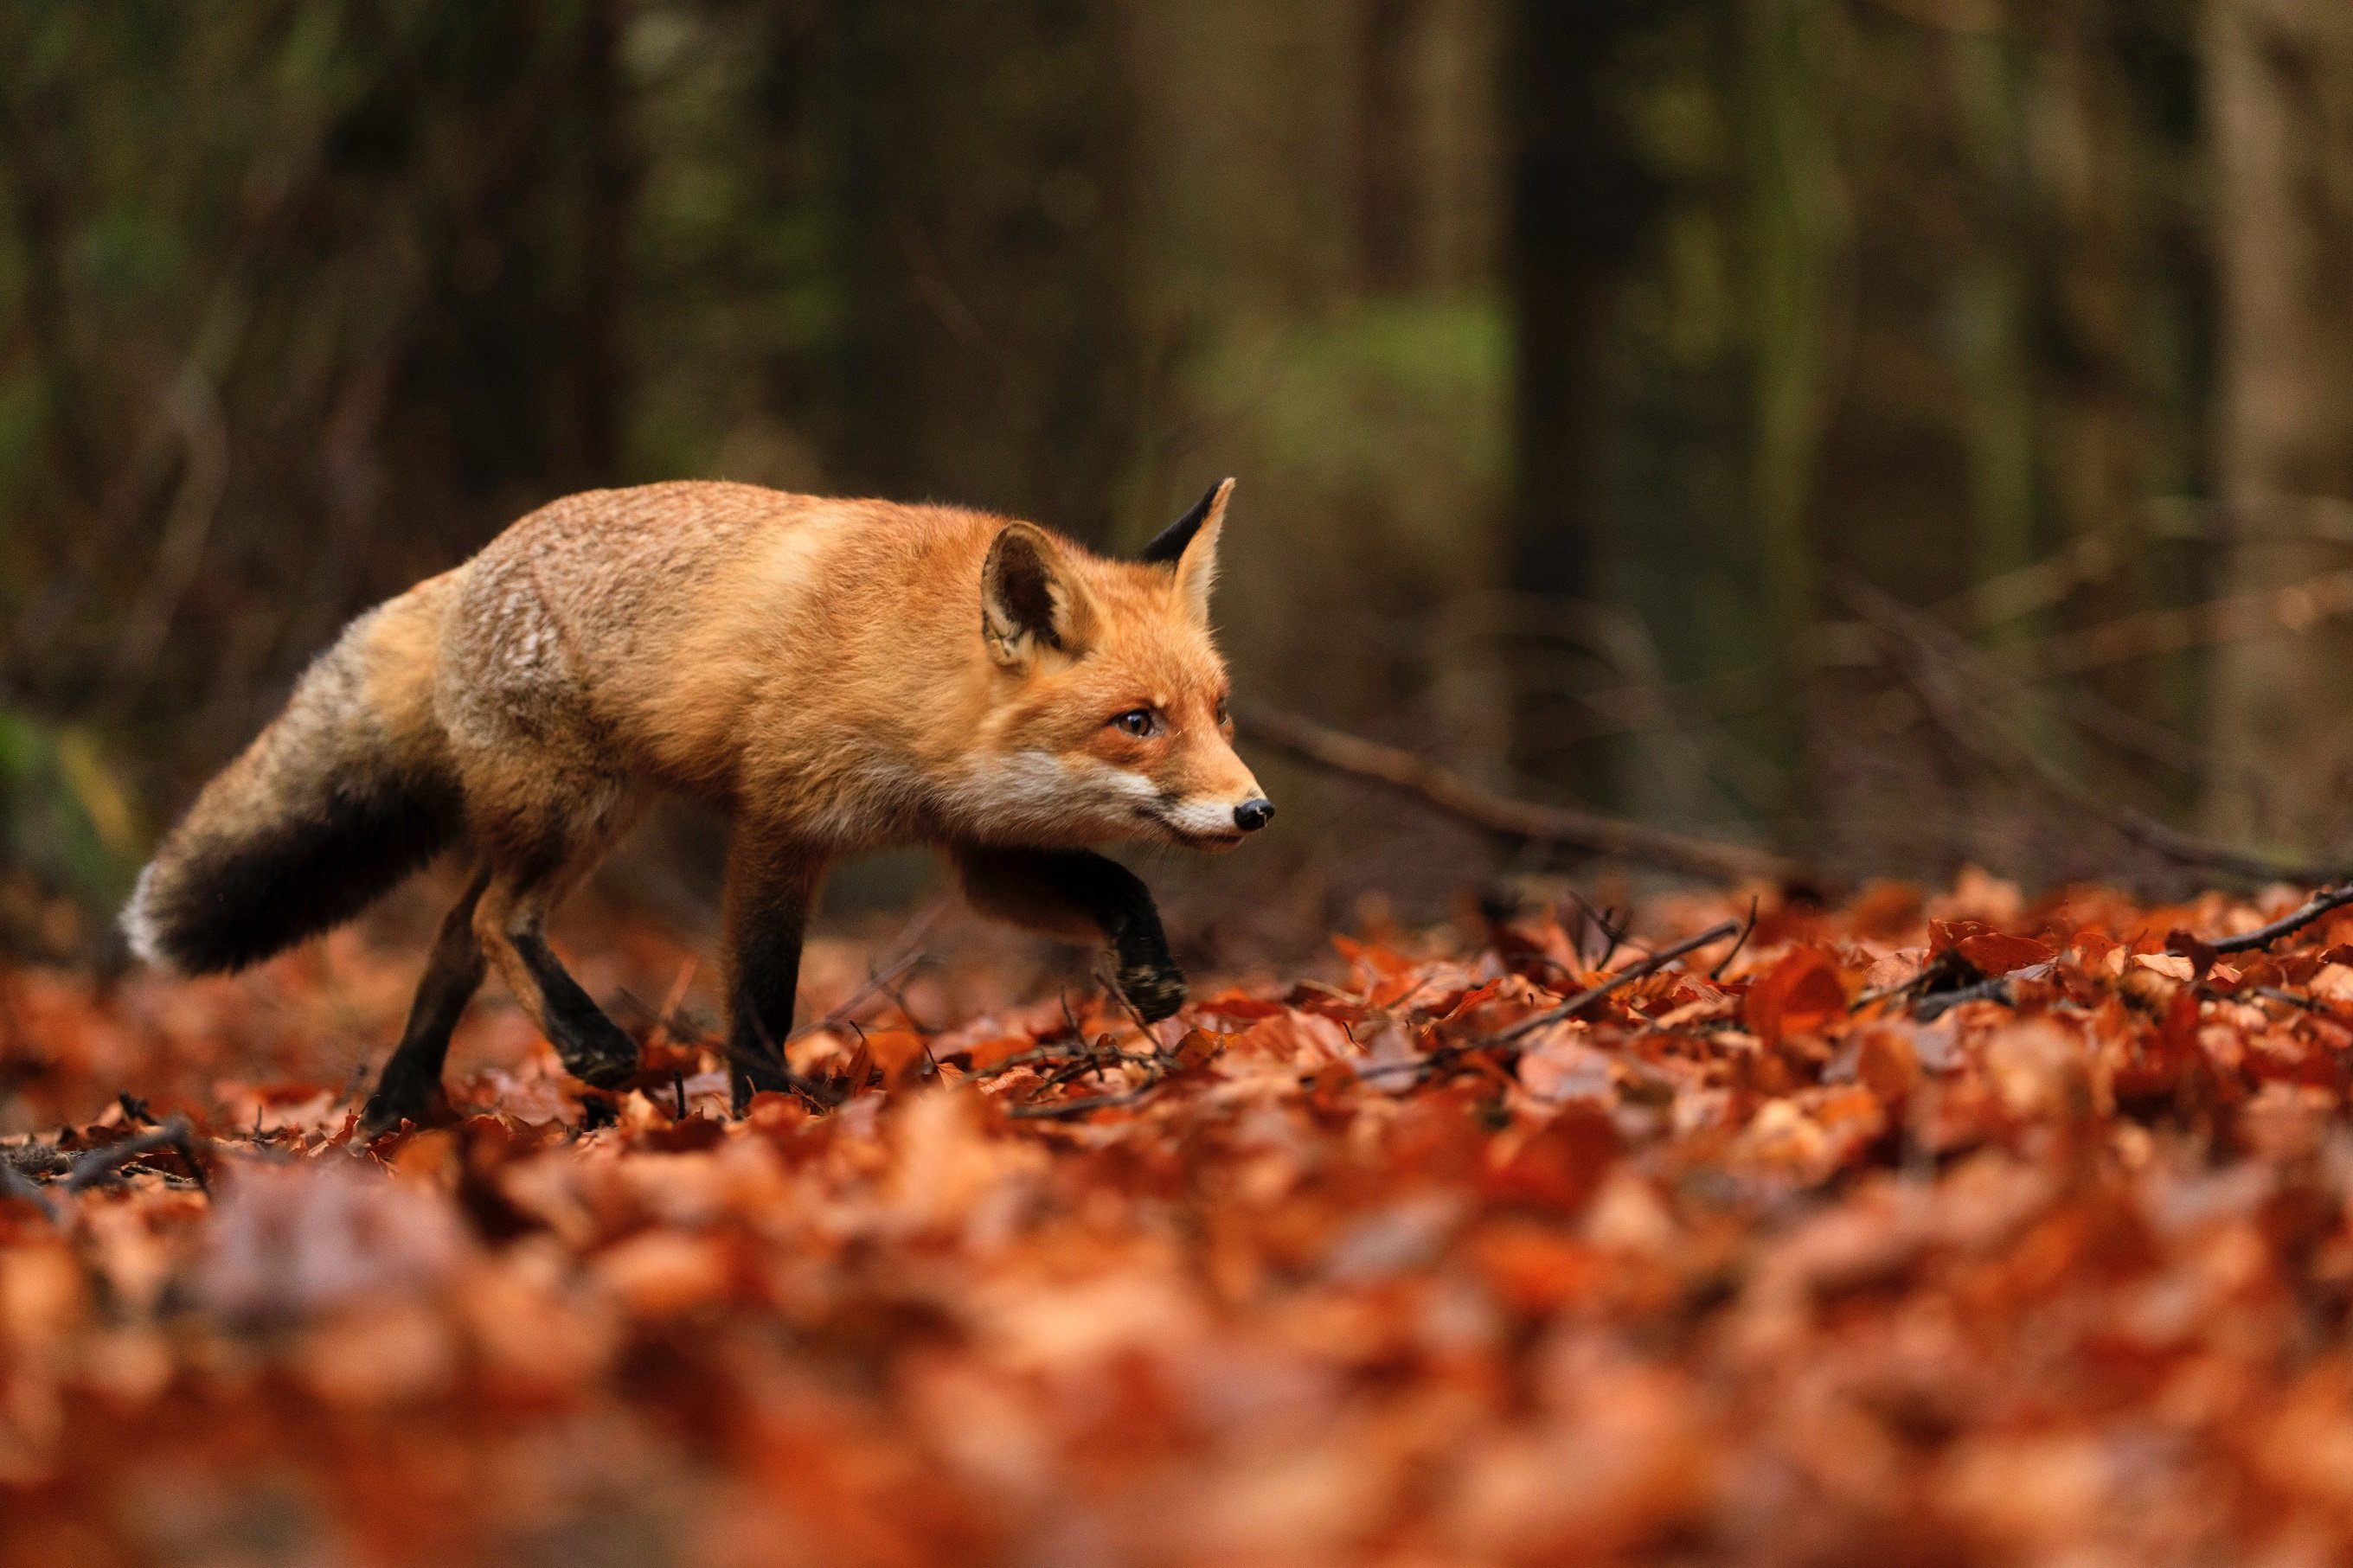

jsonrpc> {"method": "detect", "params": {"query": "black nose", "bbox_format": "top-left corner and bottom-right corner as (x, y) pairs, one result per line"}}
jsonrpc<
(1234, 797), (1274, 832)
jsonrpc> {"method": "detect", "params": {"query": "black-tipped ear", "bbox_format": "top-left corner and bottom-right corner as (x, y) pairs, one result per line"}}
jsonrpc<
(1140, 478), (1235, 566)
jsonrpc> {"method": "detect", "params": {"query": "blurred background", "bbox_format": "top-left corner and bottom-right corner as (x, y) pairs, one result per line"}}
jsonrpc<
(3, 0), (2352, 963)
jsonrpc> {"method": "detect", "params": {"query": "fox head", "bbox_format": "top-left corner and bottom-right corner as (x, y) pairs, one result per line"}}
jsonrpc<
(971, 480), (1273, 851)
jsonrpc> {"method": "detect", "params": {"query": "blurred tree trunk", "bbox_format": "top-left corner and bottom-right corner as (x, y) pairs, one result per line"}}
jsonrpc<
(2037, 3), (2149, 566)
(1357, 0), (1424, 295)
(1742, 0), (1835, 790)
(1952, 29), (2038, 637)
(818, 1), (1145, 542)
(2032, 2), (2206, 784)
(2202, 0), (2353, 850)
(1503, 1), (1651, 804)
(572, 0), (628, 484)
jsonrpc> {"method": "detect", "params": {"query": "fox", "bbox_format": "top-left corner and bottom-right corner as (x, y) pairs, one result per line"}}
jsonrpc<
(120, 479), (1273, 1131)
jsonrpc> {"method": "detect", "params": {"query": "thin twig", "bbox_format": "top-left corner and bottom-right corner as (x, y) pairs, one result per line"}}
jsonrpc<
(0, 1156), (60, 1222)
(997, 977), (1180, 1117)
(1236, 703), (1803, 886)
(1912, 961), (2058, 1022)
(63, 1117), (207, 1194)
(1351, 1049), (1466, 1085)
(1029, 1054), (1114, 1096)
(968, 1041), (1099, 1081)
(1567, 893), (1626, 970)
(1094, 961), (1176, 1052)
(1851, 975), (1926, 1012)
(2195, 885), (2353, 956)
(1004, 1082), (1167, 1120)
(1914, 975), (2009, 1023)
(1496, 919), (1744, 1044)
(788, 902), (946, 1043)
(1712, 896), (1761, 980)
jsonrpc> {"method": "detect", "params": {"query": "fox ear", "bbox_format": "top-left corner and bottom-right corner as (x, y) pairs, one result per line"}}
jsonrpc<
(982, 522), (1098, 668)
(1141, 478), (1232, 625)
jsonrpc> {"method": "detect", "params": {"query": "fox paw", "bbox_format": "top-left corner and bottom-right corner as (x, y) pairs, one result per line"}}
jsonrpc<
(1117, 963), (1187, 1024)
(564, 1039), (642, 1090)
(358, 1081), (436, 1137)
(729, 1051), (794, 1116)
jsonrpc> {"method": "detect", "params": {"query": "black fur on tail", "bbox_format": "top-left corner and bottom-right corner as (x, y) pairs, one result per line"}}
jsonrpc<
(125, 765), (464, 976)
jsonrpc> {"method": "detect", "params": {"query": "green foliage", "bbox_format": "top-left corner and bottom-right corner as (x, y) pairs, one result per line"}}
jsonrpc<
(0, 707), (141, 913)
(1247, 298), (1509, 522)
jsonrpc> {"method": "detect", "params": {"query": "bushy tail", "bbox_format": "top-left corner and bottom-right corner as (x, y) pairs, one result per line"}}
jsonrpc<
(122, 597), (465, 976)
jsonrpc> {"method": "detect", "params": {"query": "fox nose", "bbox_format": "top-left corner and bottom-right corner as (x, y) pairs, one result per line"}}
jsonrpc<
(1234, 797), (1275, 832)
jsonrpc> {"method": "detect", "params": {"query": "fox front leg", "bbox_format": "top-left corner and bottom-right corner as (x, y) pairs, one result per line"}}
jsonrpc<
(722, 829), (828, 1114)
(950, 845), (1187, 1022)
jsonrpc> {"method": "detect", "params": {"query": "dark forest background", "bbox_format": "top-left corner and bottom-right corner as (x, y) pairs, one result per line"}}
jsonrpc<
(6, 0), (2353, 958)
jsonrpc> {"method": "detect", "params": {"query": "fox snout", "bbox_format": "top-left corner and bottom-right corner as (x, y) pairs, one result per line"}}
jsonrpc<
(1154, 774), (1273, 852)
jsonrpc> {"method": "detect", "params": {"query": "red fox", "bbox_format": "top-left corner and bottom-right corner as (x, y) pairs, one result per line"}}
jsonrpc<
(122, 480), (1272, 1129)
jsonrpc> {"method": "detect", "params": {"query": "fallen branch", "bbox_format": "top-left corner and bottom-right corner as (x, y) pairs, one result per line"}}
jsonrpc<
(1346, 918), (1745, 1090)
(2201, 884), (2353, 955)
(1908, 886), (2353, 1020)
(1236, 704), (1801, 886)
(2254, 985), (2337, 1015)
(1496, 918), (1745, 1043)
(1711, 896), (1761, 980)
(65, 1117), (208, 1194)
(1004, 1081), (1166, 1121)
(970, 1040), (1100, 1081)
(1005, 1039), (1176, 1119)
(1913, 962), (2056, 1023)
(0, 1155), (60, 1222)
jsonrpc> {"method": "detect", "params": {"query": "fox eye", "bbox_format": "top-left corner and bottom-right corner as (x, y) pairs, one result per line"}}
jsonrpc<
(1110, 707), (1159, 738)
(1215, 695), (1231, 726)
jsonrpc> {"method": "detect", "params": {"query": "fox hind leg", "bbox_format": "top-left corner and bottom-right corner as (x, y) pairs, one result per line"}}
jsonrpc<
(360, 867), (491, 1134)
(474, 864), (642, 1090)
(466, 784), (647, 1092)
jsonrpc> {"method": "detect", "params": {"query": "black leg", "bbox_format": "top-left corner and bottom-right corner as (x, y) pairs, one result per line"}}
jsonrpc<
(953, 847), (1185, 1022)
(723, 831), (825, 1115)
(727, 899), (806, 1114)
(362, 871), (490, 1132)
(510, 927), (641, 1088)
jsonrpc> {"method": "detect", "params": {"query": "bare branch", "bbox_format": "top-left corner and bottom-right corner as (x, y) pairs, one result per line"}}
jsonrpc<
(1235, 704), (1801, 886)
(1003, 1081), (1165, 1120)
(2196, 884), (2353, 956)
(63, 1117), (207, 1194)
(0, 1155), (60, 1223)
(1496, 919), (1744, 1043)
(1712, 896), (1761, 980)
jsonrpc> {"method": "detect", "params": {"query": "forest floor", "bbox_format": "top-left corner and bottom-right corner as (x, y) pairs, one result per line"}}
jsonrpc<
(8, 871), (2353, 1565)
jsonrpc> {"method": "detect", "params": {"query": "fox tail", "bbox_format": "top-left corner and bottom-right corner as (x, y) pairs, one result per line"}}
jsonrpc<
(121, 597), (464, 975)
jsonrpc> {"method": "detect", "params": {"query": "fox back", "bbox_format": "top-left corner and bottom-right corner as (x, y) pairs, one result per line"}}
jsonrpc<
(434, 479), (1264, 854)
(125, 479), (1268, 976)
